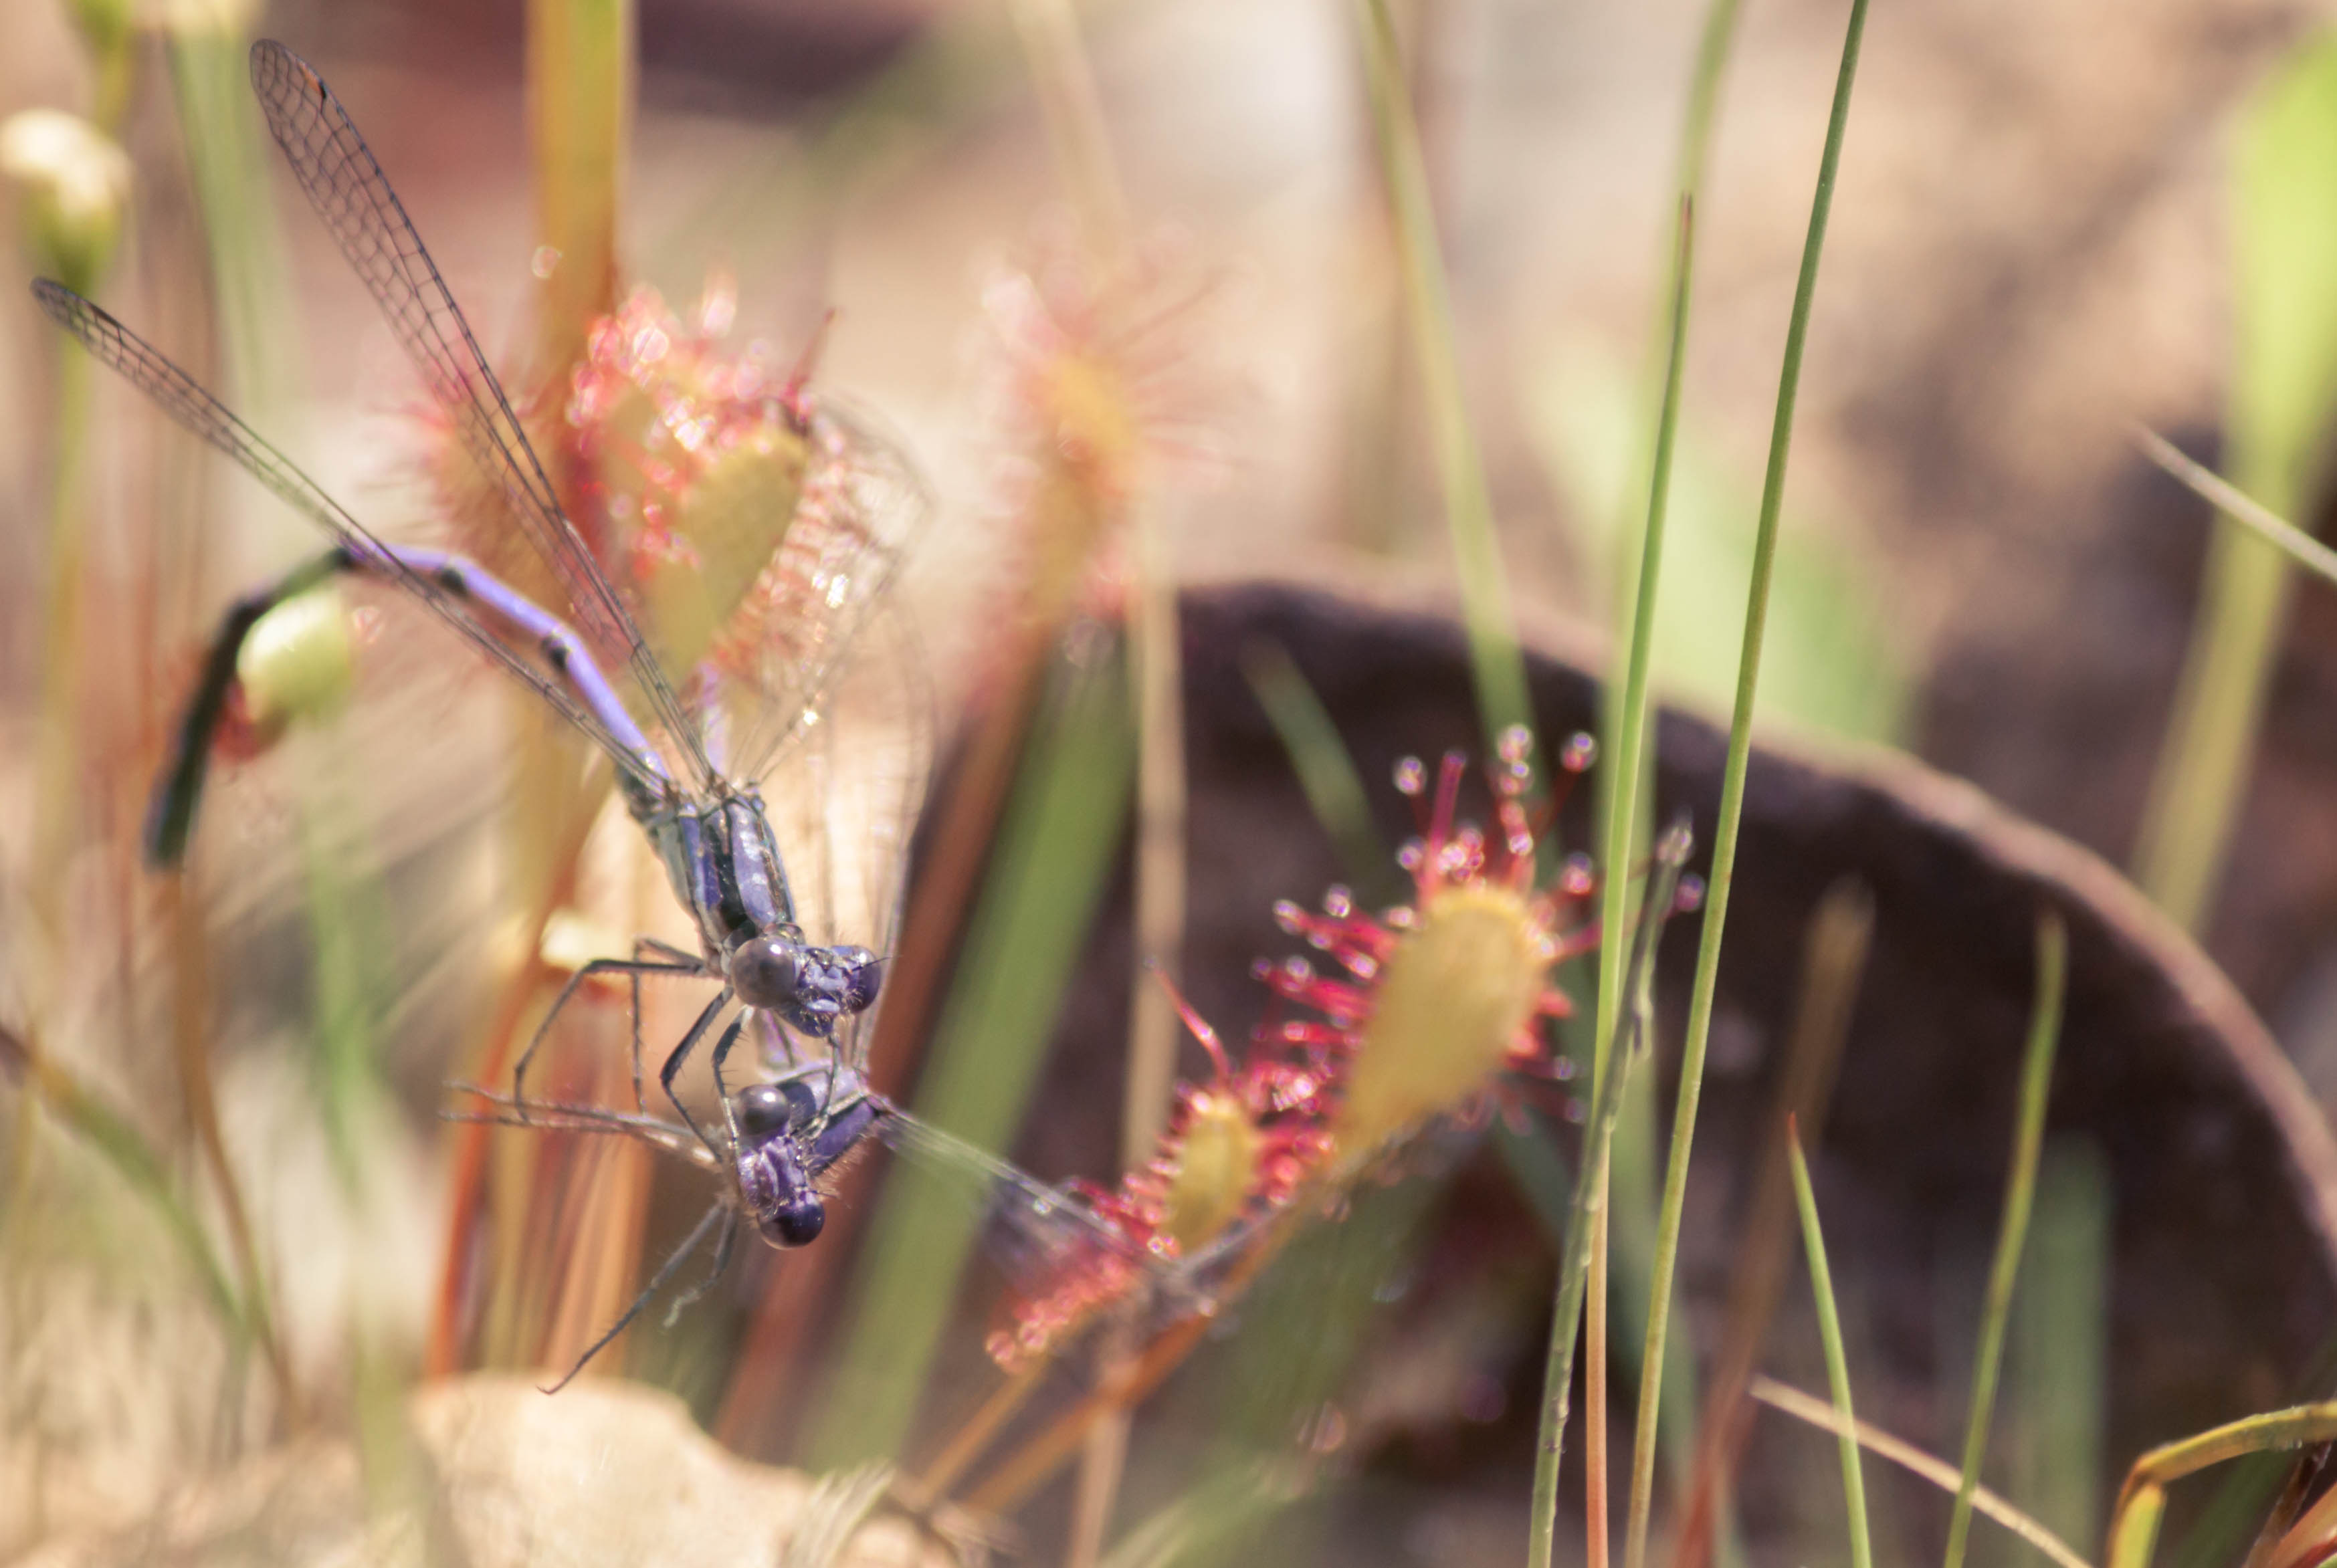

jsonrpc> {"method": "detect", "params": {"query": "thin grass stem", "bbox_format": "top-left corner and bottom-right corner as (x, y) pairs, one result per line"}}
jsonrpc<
(809, 649), (1136, 1468)
(1350, 0), (1532, 751)
(162, 874), (294, 1411)
(1615, 197), (1698, 1568)
(161, 8), (306, 1415)
(30, 338), (94, 966)
(2134, 428), (2337, 593)
(1944, 912), (2069, 1568)
(1749, 1377), (2092, 1568)
(2110, 1402), (2337, 1568)
(1675, 0), (1747, 205)
(1241, 640), (1399, 903)
(1634, 4), (1871, 1566)
(1787, 1119), (1872, 1568)
(1603, 4), (1748, 1556)
(1590, 1204), (1613, 1568)
(0, 1024), (249, 1353)
(1669, 879), (1872, 1568)
(1529, 826), (1693, 1568)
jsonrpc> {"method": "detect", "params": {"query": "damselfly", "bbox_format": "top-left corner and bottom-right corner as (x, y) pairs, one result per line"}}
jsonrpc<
(450, 1055), (1217, 1388)
(33, 42), (930, 1270)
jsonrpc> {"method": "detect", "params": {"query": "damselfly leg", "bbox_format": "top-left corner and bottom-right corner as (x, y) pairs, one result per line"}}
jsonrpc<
(544, 1203), (734, 1395)
(654, 988), (738, 1156)
(512, 939), (709, 1117)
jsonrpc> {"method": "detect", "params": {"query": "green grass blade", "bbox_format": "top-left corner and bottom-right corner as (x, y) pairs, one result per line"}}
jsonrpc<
(2010, 1139), (2111, 1555)
(1674, 0), (1747, 205)
(2132, 33), (2337, 929)
(1748, 1377), (2094, 1568)
(1630, 1), (1871, 1563)
(1594, 0), (1748, 1004)
(807, 643), (1136, 1467)
(1615, 196), (1698, 1568)
(1098, 1460), (1309, 1568)
(0, 1025), (247, 1345)
(1788, 1122), (1873, 1568)
(166, 6), (296, 412)
(1349, 0), (1532, 752)
(1944, 912), (2069, 1568)
(1669, 877), (1873, 1568)
(2136, 428), (2337, 592)
(294, 794), (391, 1196)
(1597, 199), (1697, 1093)
(1529, 824), (1692, 1568)
(1241, 639), (1399, 904)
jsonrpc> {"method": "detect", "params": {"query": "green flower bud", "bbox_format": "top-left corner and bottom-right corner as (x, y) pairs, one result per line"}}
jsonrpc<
(235, 586), (357, 739)
(1, 109), (130, 296)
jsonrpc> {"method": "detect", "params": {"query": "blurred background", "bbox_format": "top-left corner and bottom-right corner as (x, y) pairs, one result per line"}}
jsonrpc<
(7, 0), (2337, 1561)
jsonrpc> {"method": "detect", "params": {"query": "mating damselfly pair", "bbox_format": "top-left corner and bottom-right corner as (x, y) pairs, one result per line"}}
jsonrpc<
(36, 39), (1221, 1388)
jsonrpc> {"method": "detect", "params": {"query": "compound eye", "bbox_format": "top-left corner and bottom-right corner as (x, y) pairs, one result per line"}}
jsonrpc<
(758, 1197), (825, 1248)
(729, 935), (801, 1010)
(735, 1082), (793, 1141)
(833, 946), (883, 1014)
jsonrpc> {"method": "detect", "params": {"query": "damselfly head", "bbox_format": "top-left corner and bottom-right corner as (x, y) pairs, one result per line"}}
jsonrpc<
(829, 945), (884, 1013)
(736, 1077), (821, 1139)
(733, 1079), (825, 1244)
(732, 1065), (877, 1248)
(728, 933), (802, 1010)
(734, 1123), (825, 1248)
(728, 935), (883, 1037)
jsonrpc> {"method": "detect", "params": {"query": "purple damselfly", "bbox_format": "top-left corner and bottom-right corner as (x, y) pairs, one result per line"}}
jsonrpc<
(447, 1056), (1220, 1391)
(32, 41), (941, 1367)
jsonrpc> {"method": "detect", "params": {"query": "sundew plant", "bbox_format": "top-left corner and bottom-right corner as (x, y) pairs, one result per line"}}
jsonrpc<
(7, 1), (2337, 1567)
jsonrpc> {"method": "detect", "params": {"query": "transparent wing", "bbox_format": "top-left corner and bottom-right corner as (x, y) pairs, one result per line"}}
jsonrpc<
(442, 1083), (725, 1175)
(33, 279), (665, 797)
(870, 1103), (1231, 1365)
(718, 399), (934, 784)
(246, 39), (718, 794)
(447, 1079), (1162, 1299)
(869, 1101), (1172, 1287)
(763, 598), (934, 1076)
